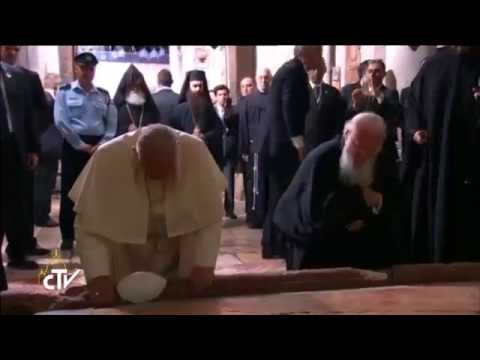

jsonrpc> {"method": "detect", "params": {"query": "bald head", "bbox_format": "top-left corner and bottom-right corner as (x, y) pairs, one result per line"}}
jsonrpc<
(240, 77), (254, 97)
(256, 68), (272, 93)
(136, 124), (178, 180)
(294, 46), (324, 71)
(0, 46), (21, 65)
(343, 112), (386, 166)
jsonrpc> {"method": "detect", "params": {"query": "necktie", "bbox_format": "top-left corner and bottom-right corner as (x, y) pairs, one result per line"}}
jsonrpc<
(314, 86), (322, 105)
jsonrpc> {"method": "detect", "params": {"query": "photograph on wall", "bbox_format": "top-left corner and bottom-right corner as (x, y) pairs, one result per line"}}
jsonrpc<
(76, 46), (170, 64)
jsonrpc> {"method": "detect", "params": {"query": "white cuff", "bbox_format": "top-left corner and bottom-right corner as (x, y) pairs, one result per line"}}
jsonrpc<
(291, 136), (305, 150)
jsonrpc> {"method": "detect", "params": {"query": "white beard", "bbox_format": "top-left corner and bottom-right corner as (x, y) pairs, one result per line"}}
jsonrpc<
(126, 91), (146, 106)
(339, 150), (375, 188)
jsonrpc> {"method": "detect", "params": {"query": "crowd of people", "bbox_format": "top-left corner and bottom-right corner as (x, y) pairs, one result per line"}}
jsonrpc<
(0, 44), (479, 308)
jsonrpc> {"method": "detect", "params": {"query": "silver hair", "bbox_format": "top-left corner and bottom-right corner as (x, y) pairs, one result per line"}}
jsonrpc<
(256, 67), (272, 78)
(343, 112), (387, 140)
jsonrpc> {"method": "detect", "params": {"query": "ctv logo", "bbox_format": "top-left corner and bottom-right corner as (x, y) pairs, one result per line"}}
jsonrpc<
(38, 249), (82, 291)
(42, 269), (82, 291)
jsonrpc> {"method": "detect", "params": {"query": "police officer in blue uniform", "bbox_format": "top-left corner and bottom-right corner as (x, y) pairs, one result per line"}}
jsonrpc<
(54, 52), (117, 253)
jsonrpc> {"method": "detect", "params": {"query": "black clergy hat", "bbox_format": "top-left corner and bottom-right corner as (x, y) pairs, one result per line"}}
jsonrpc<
(74, 52), (98, 66)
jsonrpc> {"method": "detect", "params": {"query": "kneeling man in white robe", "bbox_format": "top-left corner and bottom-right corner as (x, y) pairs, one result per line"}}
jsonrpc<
(69, 124), (225, 307)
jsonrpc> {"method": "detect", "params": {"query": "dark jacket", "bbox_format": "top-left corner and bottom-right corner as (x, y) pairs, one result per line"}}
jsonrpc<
(152, 88), (180, 125)
(220, 105), (239, 163)
(264, 58), (310, 162)
(304, 83), (347, 154)
(20, 67), (49, 135)
(1, 65), (40, 163)
(171, 102), (224, 168)
(340, 82), (360, 110)
(40, 91), (63, 160)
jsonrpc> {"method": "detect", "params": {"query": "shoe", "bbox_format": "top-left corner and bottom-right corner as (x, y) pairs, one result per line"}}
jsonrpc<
(27, 247), (51, 256)
(8, 260), (39, 270)
(226, 212), (238, 220)
(61, 242), (74, 251)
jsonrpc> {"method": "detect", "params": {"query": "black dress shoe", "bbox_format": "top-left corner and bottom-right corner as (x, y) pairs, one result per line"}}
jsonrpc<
(27, 247), (51, 256)
(226, 212), (238, 220)
(61, 242), (74, 251)
(8, 260), (39, 270)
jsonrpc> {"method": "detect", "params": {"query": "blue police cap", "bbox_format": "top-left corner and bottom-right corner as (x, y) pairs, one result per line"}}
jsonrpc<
(74, 52), (98, 66)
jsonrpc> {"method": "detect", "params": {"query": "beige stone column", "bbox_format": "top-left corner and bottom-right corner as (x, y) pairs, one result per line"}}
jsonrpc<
(226, 46), (256, 102)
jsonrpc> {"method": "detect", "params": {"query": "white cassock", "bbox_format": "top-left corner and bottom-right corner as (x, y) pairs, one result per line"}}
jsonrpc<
(69, 129), (226, 284)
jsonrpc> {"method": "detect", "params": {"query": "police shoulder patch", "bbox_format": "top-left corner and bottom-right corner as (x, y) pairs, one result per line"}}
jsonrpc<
(97, 87), (110, 96)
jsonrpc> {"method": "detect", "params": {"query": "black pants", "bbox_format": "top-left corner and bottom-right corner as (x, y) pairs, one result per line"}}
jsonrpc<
(1, 135), (30, 279)
(223, 159), (236, 214)
(60, 136), (101, 248)
(22, 168), (36, 251)
(262, 150), (299, 259)
(34, 157), (58, 225)
(240, 158), (253, 218)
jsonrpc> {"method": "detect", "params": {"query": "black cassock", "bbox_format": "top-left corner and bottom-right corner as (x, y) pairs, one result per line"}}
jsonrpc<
(238, 90), (270, 227)
(116, 104), (160, 136)
(113, 65), (161, 136)
(401, 50), (480, 263)
(273, 137), (399, 270)
(304, 83), (347, 154)
(171, 102), (224, 169)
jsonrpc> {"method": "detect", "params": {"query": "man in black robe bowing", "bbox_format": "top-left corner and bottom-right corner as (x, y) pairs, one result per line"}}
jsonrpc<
(273, 113), (399, 270)
(170, 70), (223, 169)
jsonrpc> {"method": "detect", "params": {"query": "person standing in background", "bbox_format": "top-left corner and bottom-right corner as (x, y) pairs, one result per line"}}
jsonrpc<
(213, 85), (239, 219)
(238, 68), (272, 228)
(0, 45), (50, 258)
(54, 52), (118, 254)
(152, 69), (179, 126)
(261, 46), (324, 259)
(34, 73), (63, 228)
(0, 51), (41, 272)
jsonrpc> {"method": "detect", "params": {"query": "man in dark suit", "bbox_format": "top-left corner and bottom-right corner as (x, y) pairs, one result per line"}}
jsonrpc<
(304, 61), (347, 154)
(213, 85), (239, 219)
(0, 45), (50, 263)
(0, 58), (41, 276)
(345, 60), (401, 170)
(260, 45), (325, 259)
(152, 69), (180, 125)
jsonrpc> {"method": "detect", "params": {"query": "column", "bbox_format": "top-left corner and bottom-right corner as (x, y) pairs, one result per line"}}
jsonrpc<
(226, 46), (256, 102)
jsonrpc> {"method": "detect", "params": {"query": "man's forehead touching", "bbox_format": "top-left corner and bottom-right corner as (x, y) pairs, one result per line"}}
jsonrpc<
(136, 125), (178, 156)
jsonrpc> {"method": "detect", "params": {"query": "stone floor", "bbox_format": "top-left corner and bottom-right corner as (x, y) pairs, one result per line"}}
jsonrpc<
(4, 192), (480, 315)
(37, 281), (480, 315)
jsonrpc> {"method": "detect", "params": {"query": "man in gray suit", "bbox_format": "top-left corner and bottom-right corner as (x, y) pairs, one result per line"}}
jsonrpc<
(152, 69), (179, 126)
